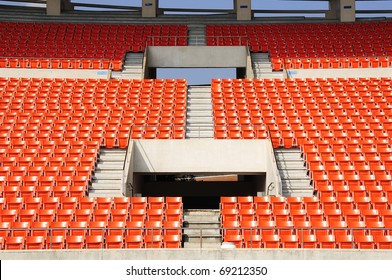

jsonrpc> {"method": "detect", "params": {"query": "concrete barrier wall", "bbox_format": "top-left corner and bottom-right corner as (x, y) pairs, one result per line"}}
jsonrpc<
(147, 46), (247, 68)
(133, 139), (273, 174)
(1, 249), (392, 260)
(0, 68), (110, 79)
(286, 67), (392, 79)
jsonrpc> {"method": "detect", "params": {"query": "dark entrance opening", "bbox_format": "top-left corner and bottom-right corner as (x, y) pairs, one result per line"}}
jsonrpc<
(133, 173), (266, 209)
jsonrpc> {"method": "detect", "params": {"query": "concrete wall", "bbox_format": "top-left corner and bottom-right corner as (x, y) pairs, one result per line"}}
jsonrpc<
(147, 47), (248, 68)
(0, 69), (110, 79)
(130, 139), (281, 197)
(246, 47), (254, 79)
(286, 67), (392, 79)
(133, 140), (274, 174)
(1, 249), (392, 260)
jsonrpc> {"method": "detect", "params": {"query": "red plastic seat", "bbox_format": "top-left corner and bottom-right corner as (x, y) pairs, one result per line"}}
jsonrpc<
(105, 235), (124, 249)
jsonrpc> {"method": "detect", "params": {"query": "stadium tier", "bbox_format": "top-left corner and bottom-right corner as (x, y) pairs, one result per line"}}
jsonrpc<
(221, 196), (392, 249)
(1, 12), (392, 254)
(206, 22), (392, 70)
(0, 196), (183, 249)
(0, 77), (187, 143)
(0, 22), (187, 70)
(212, 78), (392, 146)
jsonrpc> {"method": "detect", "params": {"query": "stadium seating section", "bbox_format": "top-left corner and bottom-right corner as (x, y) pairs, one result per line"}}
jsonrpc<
(206, 22), (392, 70)
(0, 196), (183, 249)
(0, 22), (187, 70)
(216, 77), (392, 248)
(0, 77), (186, 144)
(212, 77), (392, 146)
(221, 196), (392, 249)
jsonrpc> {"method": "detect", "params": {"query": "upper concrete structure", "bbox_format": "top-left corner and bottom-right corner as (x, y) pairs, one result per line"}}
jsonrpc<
(147, 46), (248, 68)
(128, 139), (281, 196)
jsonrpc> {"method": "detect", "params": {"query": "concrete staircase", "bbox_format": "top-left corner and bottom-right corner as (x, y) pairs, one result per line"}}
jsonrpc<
(274, 148), (313, 197)
(251, 53), (284, 79)
(186, 86), (214, 139)
(183, 209), (221, 249)
(111, 52), (143, 79)
(89, 148), (127, 197)
(188, 24), (206, 46)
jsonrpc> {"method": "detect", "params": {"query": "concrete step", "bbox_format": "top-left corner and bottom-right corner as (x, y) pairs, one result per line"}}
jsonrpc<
(188, 86), (211, 92)
(184, 235), (221, 244)
(90, 180), (122, 189)
(283, 191), (314, 197)
(183, 215), (220, 223)
(94, 171), (123, 180)
(187, 116), (213, 123)
(280, 174), (309, 180)
(187, 104), (212, 110)
(184, 221), (220, 229)
(95, 163), (124, 170)
(187, 111), (213, 117)
(281, 181), (312, 190)
(276, 162), (306, 169)
(99, 152), (126, 160)
(251, 53), (270, 58)
(187, 98), (212, 104)
(184, 228), (221, 235)
(188, 93), (212, 99)
(185, 131), (214, 138)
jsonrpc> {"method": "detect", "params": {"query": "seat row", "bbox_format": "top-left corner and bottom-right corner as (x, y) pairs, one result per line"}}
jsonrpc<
(223, 233), (392, 249)
(1, 234), (182, 249)
(0, 22), (187, 70)
(0, 220), (182, 238)
(221, 207), (392, 223)
(220, 196), (392, 211)
(0, 196), (183, 210)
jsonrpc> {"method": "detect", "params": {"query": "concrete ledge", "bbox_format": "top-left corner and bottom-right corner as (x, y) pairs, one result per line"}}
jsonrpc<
(286, 67), (392, 79)
(0, 68), (111, 79)
(147, 46), (247, 68)
(1, 249), (392, 260)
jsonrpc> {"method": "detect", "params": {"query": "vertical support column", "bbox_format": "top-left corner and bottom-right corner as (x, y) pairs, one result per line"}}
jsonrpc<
(236, 0), (251, 21)
(46, 0), (61, 16)
(142, 0), (159, 18)
(339, 0), (355, 22)
(326, 0), (355, 22)
(62, 0), (74, 12)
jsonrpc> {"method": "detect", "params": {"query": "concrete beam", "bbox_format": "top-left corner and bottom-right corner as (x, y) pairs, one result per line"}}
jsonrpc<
(326, 0), (355, 22)
(147, 46), (247, 68)
(46, 0), (74, 15)
(142, 0), (159, 18)
(235, 0), (251, 21)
